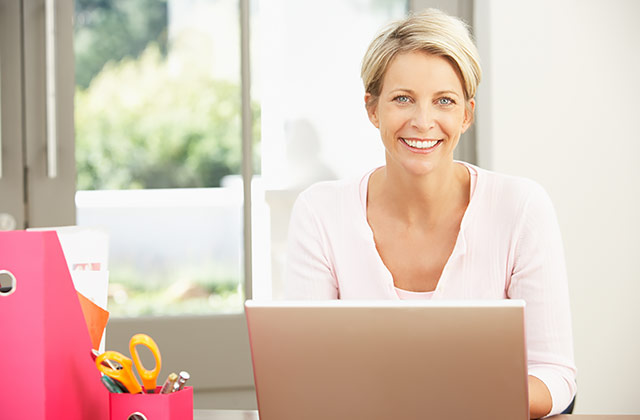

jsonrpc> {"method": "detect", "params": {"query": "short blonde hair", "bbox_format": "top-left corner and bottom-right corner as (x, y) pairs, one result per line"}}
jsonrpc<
(361, 9), (482, 110)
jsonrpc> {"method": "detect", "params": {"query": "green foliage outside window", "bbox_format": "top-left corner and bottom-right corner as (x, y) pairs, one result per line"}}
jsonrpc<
(75, 0), (259, 191)
(74, 0), (169, 90)
(75, 43), (260, 191)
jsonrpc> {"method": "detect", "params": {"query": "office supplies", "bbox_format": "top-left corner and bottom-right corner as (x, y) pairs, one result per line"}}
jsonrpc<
(0, 231), (109, 419)
(97, 349), (141, 394)
(78, 291), (110, 350)
(245, 299), (529, 420)
(173, 371), (190, 392)
(160, 373), (178, 394)
(101, 375), (125, 394)
(94, 333), (193, 419)
(92, 349), (122, 370)
(96, 333), (162, 394)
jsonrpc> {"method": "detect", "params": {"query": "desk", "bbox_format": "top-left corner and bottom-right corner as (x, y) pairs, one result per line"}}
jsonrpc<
(194, 411), (639, 420)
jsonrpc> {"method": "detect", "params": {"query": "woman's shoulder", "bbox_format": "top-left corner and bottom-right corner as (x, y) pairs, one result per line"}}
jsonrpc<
(467, 164), (556, 223)
(297, 177), (359, 205)
(473, 164), (548, 202)
(296, 170), (372, 207)
(289, 175), (365, 226)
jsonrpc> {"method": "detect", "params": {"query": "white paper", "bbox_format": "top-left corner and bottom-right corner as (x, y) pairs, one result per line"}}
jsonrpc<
(28, 225), (109, 275)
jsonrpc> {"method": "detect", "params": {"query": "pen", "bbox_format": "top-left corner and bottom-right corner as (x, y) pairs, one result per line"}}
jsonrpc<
(159, 372), (178, 394)
(101, 375), (124, 393)
(172, 371), (190, 392)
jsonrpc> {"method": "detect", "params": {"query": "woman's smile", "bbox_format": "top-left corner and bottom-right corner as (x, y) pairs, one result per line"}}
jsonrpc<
(399, 137), (442, 153)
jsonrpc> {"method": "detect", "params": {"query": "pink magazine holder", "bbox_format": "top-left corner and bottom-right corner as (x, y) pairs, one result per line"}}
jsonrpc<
(0, 231), (109, 419)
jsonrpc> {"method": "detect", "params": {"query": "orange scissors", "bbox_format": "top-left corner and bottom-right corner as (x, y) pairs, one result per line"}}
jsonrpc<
(95, 333), (162, 394)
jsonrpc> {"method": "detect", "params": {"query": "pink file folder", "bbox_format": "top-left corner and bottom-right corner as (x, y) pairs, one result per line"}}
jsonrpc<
(0, 230), (109, 419)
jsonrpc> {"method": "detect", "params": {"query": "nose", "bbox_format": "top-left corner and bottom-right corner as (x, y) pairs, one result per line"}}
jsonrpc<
(410, 103), (435, 131)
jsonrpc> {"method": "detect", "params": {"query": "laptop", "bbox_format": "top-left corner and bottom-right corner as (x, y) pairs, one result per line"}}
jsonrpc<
(245, 300), (529, 420)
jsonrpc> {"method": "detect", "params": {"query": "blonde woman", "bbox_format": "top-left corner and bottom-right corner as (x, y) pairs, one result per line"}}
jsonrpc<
(285, 9), (576, 418)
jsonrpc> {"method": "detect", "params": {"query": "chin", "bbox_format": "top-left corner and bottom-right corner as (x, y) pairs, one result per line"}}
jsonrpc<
(401, 160), (440, 176)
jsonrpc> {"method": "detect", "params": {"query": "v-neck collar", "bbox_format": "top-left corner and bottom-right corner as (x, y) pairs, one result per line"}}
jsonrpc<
(356, 161), (481, 297)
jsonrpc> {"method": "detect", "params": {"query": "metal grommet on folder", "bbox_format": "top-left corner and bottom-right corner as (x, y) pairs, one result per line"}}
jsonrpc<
(127, 412), (148, 420)
(0, 270), (16, 296)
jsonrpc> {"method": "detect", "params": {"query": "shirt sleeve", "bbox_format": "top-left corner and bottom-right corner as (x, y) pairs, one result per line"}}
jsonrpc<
(284, 192), (339, 299)
(507, 183), (577, 416)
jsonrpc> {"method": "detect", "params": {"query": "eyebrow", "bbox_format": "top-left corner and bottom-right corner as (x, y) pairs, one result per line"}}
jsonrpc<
(389, 88), (462, 97)
(434, 90), (461, 97)
(389, 88), (416, 95)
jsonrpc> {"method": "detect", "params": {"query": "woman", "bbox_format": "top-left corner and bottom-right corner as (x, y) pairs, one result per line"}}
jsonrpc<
(284, 9), (576, 418)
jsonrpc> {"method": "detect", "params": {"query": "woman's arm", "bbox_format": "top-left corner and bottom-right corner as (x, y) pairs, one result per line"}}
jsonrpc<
(509, 182), (577, 416)
(283, 193), (339, 299)
(529, 375), (553, 419)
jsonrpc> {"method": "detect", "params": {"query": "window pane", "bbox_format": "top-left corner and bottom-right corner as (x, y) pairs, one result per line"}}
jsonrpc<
(257, 0), (408, 299)
(74, 0), (249, 316)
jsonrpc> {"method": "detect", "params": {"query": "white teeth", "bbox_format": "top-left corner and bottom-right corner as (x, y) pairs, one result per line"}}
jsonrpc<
(402, 138), (438, 149)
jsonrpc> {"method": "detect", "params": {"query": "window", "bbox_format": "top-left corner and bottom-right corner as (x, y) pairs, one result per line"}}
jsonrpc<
(74, 0), (257, 316)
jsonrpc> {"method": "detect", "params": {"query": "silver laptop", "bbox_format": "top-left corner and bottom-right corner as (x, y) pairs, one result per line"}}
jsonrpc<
(245, 300), (529, 420)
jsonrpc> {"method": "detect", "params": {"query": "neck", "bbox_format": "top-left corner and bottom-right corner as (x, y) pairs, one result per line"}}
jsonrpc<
(370, 161), (469, 226)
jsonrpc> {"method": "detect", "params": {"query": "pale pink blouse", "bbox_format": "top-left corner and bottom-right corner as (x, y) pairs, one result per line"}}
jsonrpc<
(284, 162), (577, 415)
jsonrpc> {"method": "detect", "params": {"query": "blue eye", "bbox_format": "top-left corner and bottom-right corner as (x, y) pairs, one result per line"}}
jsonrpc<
(438, 97), (454, 105)
(394, 95), (410, 104)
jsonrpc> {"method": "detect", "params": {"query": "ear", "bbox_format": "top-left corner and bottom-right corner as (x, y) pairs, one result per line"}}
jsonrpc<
(461, 99), (475, 133)
(364, 93), (380, 129)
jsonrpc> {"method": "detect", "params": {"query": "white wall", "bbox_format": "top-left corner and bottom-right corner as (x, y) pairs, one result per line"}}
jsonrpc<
(475, 0), (640, 414)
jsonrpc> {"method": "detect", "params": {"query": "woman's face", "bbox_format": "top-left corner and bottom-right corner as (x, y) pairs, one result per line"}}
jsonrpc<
(366, 51), (474, 177)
